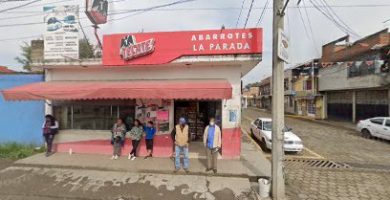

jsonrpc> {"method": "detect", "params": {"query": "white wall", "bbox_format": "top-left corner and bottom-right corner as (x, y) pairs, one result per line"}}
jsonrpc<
(47, 65), (242, 129)
(319, 64), (390, 91)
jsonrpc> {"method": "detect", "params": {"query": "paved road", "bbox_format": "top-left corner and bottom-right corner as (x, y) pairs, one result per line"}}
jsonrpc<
(242, 108), (390, 200)
(243, 108), (390, 168)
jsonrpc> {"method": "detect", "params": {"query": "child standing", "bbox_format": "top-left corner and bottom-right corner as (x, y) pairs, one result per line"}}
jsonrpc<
(111, 118), (126, 160)
(144, 121), (156, 159)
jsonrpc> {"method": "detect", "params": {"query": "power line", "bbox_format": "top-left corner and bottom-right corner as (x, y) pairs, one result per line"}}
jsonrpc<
(309, 0), (359, 38)
(318, 0), (360, 37)
(3, 4), (390, 14)
(297, 6), (310, 37)
(235, 0), (246, 28)
(302, 0), (320, 56)
(256, 0), (270, 26)
(0, 0), (41, 13)
(243, 0), (254, 28)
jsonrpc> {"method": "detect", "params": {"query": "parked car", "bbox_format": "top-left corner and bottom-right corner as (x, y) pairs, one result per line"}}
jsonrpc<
(46, 17), (62, 32)
(250, 118), (303, 152)
(357, 117), (390, 140)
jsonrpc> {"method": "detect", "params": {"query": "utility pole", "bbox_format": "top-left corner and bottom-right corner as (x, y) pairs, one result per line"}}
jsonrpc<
(272, 0), (287, 199)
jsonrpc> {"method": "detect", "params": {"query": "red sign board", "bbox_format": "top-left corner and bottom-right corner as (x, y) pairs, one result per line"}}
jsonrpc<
(85, 0), (108, 24)
(103, 28), (262, 66)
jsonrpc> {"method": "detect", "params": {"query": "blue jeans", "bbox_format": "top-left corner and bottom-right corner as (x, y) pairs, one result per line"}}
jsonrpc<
(175, 145), (189, 169)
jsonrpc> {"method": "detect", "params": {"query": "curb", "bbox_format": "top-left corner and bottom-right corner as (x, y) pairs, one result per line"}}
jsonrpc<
(11, 162), (254, 179)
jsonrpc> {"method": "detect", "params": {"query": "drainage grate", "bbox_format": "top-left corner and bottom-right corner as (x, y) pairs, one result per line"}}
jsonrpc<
(285, 158), (351, 169)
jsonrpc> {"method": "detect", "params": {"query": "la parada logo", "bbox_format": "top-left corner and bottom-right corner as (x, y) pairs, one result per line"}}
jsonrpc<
(119, 35), (155, 61)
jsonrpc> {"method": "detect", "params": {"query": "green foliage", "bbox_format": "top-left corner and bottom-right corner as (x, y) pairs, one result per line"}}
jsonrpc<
(14, 42), (32, 71)
(0, 143), (44, 160)
(79, 38), (96, 59)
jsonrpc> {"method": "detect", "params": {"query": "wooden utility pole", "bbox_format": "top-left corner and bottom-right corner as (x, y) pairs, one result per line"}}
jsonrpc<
(272, 0), (287, 199)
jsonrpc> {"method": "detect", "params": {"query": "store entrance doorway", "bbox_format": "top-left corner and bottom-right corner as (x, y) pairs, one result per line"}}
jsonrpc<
(174, 100), (222, 158)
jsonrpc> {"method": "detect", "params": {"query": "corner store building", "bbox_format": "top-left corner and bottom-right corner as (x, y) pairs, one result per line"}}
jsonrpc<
(2, 28), (262, 159)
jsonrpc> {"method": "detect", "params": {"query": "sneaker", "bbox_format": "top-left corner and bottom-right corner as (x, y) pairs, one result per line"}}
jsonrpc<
(205, 168), (212, 172)
(173, 168), (179, 173)
(111, 155), (115, 160)
(184, 169), (189, 173)
(212, 169), (217, 174)
(144, 156), (148, 160)
(131, 156), (136, 161)
(114, 155), (118, 160)
(128, 153), (132, 160)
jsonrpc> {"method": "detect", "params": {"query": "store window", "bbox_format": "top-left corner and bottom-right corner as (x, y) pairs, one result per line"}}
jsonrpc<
(53, 100), (135, 130)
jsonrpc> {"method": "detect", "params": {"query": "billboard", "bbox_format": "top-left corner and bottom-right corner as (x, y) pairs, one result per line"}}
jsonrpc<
(103, 28), (263, 66)
(43, 5), (79, 60)
(86, 0), (108, 24)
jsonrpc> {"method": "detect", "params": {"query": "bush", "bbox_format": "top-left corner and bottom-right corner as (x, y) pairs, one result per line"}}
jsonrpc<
(0, 143), (44, 159)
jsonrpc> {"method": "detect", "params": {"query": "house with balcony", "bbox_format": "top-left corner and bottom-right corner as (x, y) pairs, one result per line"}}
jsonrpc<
(284, 68), (295, 114)
(258, 77), (272, 110)
(319, 29), (390, 123)
(290, 59), (325, 119)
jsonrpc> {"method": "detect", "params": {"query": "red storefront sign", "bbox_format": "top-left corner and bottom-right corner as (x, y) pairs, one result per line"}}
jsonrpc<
(103, 28), (262, 66)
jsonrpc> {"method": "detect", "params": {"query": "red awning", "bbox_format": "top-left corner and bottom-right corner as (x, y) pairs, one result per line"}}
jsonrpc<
(1, 80), (232, 101)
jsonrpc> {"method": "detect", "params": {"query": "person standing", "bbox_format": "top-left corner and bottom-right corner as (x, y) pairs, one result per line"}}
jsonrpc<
(143, 121), (156, 159)
(128, 119), (144, 161)
(172, 117), (190, 173)
(111, 118), (126, 160)
(203, 117), (221, 174)
(42, 114), (59, 157)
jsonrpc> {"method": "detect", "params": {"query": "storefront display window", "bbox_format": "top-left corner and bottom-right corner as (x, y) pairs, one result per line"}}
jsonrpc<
(53, 100), (135, 130)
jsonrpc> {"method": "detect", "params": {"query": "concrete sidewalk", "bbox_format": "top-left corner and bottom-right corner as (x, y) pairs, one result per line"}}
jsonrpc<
(15, 132), (271, 179)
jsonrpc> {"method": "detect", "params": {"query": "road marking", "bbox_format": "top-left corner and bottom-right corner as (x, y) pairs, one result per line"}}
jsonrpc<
(242, 115), (325, 160)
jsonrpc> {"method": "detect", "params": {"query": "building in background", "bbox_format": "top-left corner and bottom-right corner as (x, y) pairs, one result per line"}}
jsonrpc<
(319, 29), (390, 123)
(257, 77), (272, 110)
(291, 59), (325, 119)
(284, 68), (295, 114)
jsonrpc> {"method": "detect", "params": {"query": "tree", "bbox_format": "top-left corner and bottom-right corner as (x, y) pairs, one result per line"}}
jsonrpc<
(79, 38), (96, 59)
(15, 42), (32, 71)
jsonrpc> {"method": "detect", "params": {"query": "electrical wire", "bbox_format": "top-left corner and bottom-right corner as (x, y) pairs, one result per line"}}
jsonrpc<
(297, 6), (310, 37)
(243, 0), (254, 28)
(235, 0), (246, 28)
(319, 0), (359, 38)
(309, 0), (359, 38)
(302, 0), (320, 56)
(255, 0), (269, 26)
(0, 0), (41, 13)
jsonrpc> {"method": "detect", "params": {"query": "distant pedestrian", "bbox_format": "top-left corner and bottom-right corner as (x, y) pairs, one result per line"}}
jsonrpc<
(143, 121), (156, 159)
(203, 117), (221, 174)
(128, 119), (144, 161)
(111, 118), (126, 160)
(42, 114), (59, 157)
(171, 117), (190, 173)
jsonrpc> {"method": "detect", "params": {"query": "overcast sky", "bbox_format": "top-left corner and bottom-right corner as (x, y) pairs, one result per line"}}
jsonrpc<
(0, 0), (389, 85)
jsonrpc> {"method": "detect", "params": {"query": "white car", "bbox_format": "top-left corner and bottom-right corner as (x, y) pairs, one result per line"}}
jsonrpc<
(250, 118), (303, 152)
(357, 117), (390, 140)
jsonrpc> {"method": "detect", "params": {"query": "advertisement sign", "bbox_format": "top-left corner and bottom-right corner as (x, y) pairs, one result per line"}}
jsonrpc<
(86, 0), (108, 24)
(43, 5), (79, 60)
(277, 28), (289, 63)
(103, 28), (263, 66)
(135, 99), (171, 134)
